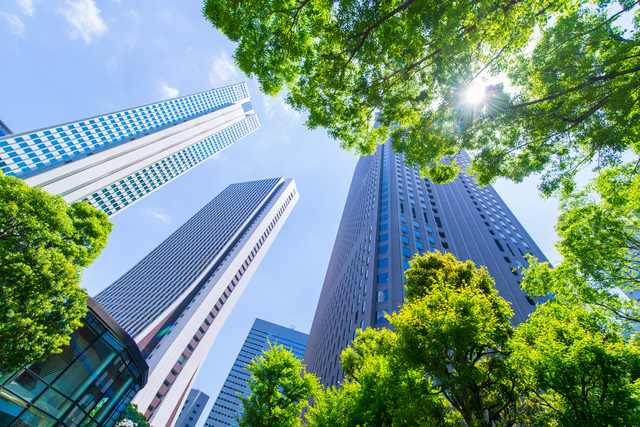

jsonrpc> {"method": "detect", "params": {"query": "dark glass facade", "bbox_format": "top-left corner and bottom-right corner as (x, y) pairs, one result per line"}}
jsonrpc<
(305, 140), (550, 387)
(0, 299), (148, 427)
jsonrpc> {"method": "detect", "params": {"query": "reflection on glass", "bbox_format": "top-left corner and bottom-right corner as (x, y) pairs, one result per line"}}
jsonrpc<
(34, 388), (72, 419)
(5, 371), (47, 403)
(16, 405), (57, 427)
(0, 389), (28, 426)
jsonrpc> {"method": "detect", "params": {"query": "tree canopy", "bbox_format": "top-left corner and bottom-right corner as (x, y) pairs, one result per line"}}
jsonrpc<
(241, 252), (640, 426)
(0, 175), (112, 372)
(203, 0), (640, 194)
(239, 344), (319, 427)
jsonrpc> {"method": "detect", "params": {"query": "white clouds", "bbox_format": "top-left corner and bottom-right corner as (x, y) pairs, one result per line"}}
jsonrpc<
(2, 13), (24, 35)
(63, 0), (107, 44)
(160, 83), (179, 99)
(262, 93), (300, 120)
(145, 209), (170, 223)
(208, 51), (240, 88)
(16, 0), (35, 16)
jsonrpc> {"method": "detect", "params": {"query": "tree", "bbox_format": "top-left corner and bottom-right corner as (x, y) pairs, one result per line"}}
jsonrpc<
(203, 0), (640, 194)
(239, 345), (319, 427)
(520, 160), (640, 324)
(0, 175), (112, 372)
(115, 404), (151, 427)
(510, 299), (640, 426)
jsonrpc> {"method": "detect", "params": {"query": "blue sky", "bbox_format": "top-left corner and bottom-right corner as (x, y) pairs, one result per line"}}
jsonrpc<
(1, 1), (561, 425)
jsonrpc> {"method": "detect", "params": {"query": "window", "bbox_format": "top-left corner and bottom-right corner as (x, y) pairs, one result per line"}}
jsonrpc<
(381, 201), (388, 207)
(426, 225), (433, 233)
(379, 234), (388, 242)
(402, 248), (411, 257)
(379, 245), (388, 254)
(412, 220), (420, 228)
(515, 260), (524, 268)
(400, 203), (405, 213)
(378, 258), (388, 268)
(377, 310), (389, 323)
(416, 241), (424, 250)
(380, 214), (388, 222)
(379, 224), (388, 231)
(402, 236), (409, 244)
(403, 260), (410, 270)
(523, 242), (530, 248)
(415, 230), (422, 238)
(401, 225), (408, 233)
(427, 236), (435, 243)
(378, 273), (389, 283)
(363, 301), (366, 313)
(400, 215), (407, 223)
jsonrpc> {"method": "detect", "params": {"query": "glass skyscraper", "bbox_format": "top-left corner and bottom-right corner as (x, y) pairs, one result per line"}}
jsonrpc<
(175, 389), (209, 427)
(304, 140), (549, 388)
(0, 119), (12, 137)
(204, 319), (308, 427)
(95, 177), (299, 427)
(0, 83), (259, 216)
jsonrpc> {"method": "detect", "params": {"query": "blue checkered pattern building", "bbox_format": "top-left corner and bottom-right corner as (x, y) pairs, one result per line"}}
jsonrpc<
(0, 83), (259, 216)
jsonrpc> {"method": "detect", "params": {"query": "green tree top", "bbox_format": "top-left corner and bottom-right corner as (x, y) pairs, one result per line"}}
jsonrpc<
(203, 0), (639, 195)
(0, 175), (112, 372)
(239, 345), (319, 427)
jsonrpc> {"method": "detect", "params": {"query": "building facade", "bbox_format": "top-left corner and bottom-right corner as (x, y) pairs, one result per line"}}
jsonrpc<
(175, 389), (209, 427)
(95, 178), (299, 427)
(0, 119), (12, 137)
(0, 83), (259, 216)
(204, 319), (308, 427)
(304, 140), (549, 387)
(0, 298), (148, 427)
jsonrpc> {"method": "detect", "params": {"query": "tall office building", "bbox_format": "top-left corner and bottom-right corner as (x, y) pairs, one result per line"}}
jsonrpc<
(175, 389), (210, 427)
(305, 140), (549, 387)
(0, 83), (259, 216)
(95, 177), (299, 427)
(204, 319), (308, 427)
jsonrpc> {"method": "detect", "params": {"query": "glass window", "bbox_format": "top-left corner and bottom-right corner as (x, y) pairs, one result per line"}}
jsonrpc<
(380, 215), (388, 222)
(379, 245), (388, 254)
(402, 236), (409, 244)
(376, 310), (389, 324)
(523, 242), (530, 248)
(428, 236), (435, 243)
(403, 260), (410, 270)
(402, 248), (411, 257)
(378, 259), (388, 268)
(515, 260), (524, 268)
(400, 216), (407, 223)
(416, 241), (424, 250)
(380, 207), (388, 213)
(380, 201), (388, 207)
(377, 290), (388, 302)
(377, 273), (388, 284)
(363, 301), (366, 313)
(412, 220), (420, 228)
(425, 225), (433, 233)
(379, 234), (388, 242)
(415, 230), (422, 238)
(379, 224), (388, 231)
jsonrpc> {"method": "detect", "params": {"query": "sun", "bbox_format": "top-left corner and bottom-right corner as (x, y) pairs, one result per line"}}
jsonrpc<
(464, 85), (486, 104)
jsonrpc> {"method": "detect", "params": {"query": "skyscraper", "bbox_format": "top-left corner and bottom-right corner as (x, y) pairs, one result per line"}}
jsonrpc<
(175, 389), (210, 427)
(0, 119), (12, 137)
(304, 140), (549, 387)
(204, 319), (308, 427)
(0, 83), (259, 216)
(95, 177), (299, 427)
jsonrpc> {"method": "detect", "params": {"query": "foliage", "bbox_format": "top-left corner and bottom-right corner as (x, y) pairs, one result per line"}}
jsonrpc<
(307, 328), (447, 427)
(0, 175), (112, 372)
(115, 404), (150, 427)
(203, 0), (640, 194)
(239, 345), (319, 427)
(510, 300), (640, 426)
(521, 161), (640, 324)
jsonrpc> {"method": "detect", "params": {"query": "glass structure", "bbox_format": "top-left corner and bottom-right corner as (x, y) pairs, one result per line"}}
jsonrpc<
(0, 84), (259, 216)
(204, 319), (308, 427)
(0, 119), (11, 137)
(95, 178), (299, 427)
(175, 389), (209, 427)
(304, 139), (550, 388)
(0, 298), (148, 427)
